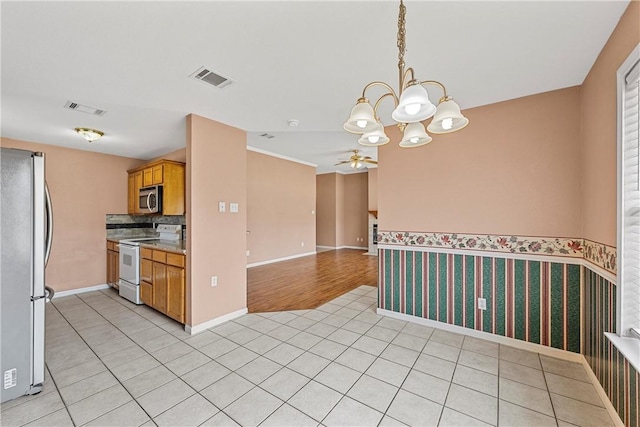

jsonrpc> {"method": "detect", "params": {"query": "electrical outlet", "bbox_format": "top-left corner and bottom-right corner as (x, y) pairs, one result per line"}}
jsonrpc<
(478, 298), (487, 310)
(230, 203), (238, 213)
(301, 242), (305, 247)
(246, 250), (250, 256)
(211, 276), (218, 287)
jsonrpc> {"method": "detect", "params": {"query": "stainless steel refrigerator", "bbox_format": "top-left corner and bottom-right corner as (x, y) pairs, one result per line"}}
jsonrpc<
(1, 148), (54, 403)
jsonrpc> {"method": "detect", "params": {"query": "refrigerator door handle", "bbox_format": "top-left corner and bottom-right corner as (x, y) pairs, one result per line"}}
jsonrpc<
(44, 183), (53, 266)
(44, 286), (55, 302)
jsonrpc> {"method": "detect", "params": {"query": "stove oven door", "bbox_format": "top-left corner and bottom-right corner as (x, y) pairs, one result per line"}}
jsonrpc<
(118, 243), (139, 284)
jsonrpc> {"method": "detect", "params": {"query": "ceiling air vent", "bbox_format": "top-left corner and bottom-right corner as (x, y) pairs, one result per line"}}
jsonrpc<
(64, 101), (106, 116)
(190, 66), (232, 88)
(260, 133), (275, 139)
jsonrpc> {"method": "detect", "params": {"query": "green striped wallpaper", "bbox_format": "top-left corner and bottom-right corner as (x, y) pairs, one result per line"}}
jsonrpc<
(379, 249), (581, 352)
(583, 267), (639, 427)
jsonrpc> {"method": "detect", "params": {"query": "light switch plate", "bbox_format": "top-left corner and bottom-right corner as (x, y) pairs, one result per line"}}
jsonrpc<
(218, 202), (226, 213)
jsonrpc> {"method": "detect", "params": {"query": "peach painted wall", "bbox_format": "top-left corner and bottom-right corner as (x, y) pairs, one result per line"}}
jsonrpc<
(247, 150), (316, 263)
(379, 86), (583, 238)
(186, 114), (247, 327)
(342, 172), (369, 248)
(335, 173), (345, 247)
(0, 137), (144, 292)
(316, 173), (337, 247)
(368, 168), (378, 211)
(581, 0), (640, 247)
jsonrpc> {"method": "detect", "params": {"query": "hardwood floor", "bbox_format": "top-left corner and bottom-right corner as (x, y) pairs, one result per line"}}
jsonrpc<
(247, 249), (378, 313)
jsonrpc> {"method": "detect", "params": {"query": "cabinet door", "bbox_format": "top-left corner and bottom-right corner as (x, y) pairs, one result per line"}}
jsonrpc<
(127, 174), (135, 214)
(114, 252), (120, 284)
(166, 265), (185, 323)
(106, 250), (113, 284)
(143, 167), (153, 187)
(134, 172), (143, 214)
(141, 259), (152, 283)
(140, 281), (153, 306)
(152, 164), (163, 185)
(152, 262), (167, 312)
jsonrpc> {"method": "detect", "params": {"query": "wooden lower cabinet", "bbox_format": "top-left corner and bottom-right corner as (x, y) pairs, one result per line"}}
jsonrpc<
(106, 240), (119, 288)
(166, 265), (185, 322)
(140, 248), (185, 324)
(152, 261), (167, 312)
(140, 281), (153, 305)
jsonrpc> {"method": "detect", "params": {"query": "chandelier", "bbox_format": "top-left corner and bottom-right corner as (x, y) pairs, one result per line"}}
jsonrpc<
(344, 0), (469, 148)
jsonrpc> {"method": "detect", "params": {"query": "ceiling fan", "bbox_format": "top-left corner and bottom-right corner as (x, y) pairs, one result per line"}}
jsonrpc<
(334, 150), (377, 169)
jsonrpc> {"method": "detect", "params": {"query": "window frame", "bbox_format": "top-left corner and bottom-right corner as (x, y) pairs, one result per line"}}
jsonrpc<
(616, 43), (640, 337)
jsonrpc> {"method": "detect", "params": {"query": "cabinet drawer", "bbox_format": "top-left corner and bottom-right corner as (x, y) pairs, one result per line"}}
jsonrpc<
(141, 247), (153, 260)
(166, 253), (185, 268)
(152, 250), (167, 263)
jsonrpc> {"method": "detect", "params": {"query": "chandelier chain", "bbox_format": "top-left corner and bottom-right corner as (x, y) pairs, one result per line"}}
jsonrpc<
(397, 0), (406, 68)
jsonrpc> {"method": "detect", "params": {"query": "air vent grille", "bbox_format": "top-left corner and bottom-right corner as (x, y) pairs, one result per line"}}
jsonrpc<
(260, 133), (275, 139)
(190, 66), (232, 88)
(64, 101), (106, 116)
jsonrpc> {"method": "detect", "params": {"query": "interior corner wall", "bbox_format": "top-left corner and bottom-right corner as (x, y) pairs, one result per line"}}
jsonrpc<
(342, 172), (369, 247)
(316, 173), (338, 247)
(186, 114), (247, 328)
(378, 86), (583, 237)
(335, 173), (345, 247)
(580, 0), (640, 247)
(0, 137), (145, 292)
(247, 151), (316, 264)
(368, 168), (378, 211)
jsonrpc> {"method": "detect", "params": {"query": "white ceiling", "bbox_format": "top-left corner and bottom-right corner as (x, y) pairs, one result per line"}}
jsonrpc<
(1, 1), (630, 173)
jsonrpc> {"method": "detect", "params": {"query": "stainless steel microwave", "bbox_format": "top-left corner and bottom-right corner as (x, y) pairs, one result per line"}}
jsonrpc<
(139, 185), (162, 213)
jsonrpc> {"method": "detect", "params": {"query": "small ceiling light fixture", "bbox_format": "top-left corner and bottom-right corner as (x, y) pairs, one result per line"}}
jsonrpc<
(74, 127), (104, 142)
(344, 0), (469, 148)
(288, 119), (300, 128)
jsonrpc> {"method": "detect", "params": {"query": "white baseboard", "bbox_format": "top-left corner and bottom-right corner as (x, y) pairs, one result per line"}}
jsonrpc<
(376, 308), (584, 363)
(186, 308), (248, 335)
(316, 245), (336, 250)
(337, 246), (368, 250)
(247, 251), (316, 268)
(52, 284), (111, 299)
(580, 353), (625, 427)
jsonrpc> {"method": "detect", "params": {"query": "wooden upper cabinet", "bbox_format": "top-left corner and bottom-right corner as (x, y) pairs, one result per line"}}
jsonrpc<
(127, 160), (185, 215)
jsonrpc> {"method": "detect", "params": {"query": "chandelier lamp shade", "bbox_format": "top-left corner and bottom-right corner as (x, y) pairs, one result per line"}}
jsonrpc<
(74, 127), (104, 142)
(343, 0), (469, 148)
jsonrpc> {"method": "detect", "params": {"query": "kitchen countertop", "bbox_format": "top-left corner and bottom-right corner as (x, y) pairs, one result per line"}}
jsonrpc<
(138, 240), (186, 255)
(107, 237), (186, 254)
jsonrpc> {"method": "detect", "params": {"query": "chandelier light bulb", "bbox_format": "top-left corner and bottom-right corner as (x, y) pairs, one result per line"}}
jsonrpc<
(410, 137), (419, 143)
(441, 118), (454, 130)
(357, 120), (368, 129)
(368, 135), (380, 143)
(405, 103), (421, 115)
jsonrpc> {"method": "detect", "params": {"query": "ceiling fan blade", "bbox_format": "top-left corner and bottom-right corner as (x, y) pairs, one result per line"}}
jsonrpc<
(334, 160), (350, 166)
(362, 159), (378, 164)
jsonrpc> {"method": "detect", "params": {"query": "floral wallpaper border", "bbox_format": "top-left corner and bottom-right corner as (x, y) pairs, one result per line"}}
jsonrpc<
(377, 231), (617, 275)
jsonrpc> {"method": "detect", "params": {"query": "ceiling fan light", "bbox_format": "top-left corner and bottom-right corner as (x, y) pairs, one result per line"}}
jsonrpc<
(344, 98), (378, 134)
(358, 122), (390, 147)
(392, 83), (436, 123)
(74, 127), (104, 142)
(426, 98), (469, 134)
(399, 122), (432, 148)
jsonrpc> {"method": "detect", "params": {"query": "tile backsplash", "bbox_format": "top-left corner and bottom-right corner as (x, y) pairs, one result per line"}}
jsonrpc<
(106, 214), (186, 239)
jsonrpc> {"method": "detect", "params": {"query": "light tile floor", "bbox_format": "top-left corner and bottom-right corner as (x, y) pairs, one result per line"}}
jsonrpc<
(1, 286), (617, 427)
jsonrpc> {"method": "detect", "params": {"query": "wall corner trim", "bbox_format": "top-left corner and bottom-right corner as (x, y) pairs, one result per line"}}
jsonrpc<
(185, 308), (248, 335)
(52, 284), (111, 299)
(376, 308), (584, 363)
